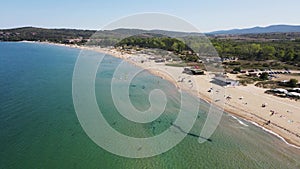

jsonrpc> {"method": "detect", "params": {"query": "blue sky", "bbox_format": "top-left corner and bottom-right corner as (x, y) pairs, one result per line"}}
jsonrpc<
(1, 0), (300, 32)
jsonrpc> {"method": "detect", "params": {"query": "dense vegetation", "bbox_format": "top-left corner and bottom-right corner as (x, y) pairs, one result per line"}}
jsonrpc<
(1, 27), (300, 69)
(0, 27), (95, 44)
(211, 39), (300, 63)
(115, 34), (198, 61)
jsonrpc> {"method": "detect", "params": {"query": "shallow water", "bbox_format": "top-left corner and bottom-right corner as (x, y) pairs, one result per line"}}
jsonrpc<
(0, 42), (299, 169)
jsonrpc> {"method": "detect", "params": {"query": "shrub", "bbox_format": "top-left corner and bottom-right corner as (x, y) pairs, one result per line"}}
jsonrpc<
(233, 67), (241, 72)
(287, 79), (298, 87)
(259, 72), (269, 80)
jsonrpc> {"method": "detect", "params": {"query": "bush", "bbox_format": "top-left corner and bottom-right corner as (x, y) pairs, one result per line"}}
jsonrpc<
(233, 67), (241, 72)
(224, 61), (241, 66)
(287, 79), (298, 87)
(259, 72), (269, 80)
(262, 63), (270, 67)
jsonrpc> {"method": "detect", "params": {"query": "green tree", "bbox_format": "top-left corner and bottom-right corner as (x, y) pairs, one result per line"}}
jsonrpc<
(261, 46), (276, 60)
(246, 43), (261, 59)
(287, 79), (298, 87)
(214, 45), (223, 56)
(277, 50), (285, 59)
(233, 67), (241, 72)
(284, 49), (295, 61)
(259, 72), (269, 80)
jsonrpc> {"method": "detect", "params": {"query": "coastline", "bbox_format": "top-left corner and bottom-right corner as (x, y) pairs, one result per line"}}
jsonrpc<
(23, 41), (300, 149)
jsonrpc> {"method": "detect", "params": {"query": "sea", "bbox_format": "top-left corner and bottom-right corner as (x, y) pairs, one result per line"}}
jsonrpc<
(0, 42), (300, 169)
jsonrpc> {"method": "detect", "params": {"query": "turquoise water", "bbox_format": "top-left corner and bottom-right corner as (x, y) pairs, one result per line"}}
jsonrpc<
(0, 42), (300, 169)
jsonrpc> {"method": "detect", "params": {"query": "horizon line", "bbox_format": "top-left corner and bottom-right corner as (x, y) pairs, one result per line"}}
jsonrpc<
(1, 23), (300, 33)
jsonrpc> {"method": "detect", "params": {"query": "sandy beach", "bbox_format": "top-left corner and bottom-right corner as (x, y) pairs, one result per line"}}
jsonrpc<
(38, 42), (300, 148)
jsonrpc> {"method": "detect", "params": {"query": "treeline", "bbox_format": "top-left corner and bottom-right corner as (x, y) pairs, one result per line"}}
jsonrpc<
(211, 39), (300, 64)
(236, 32), (300, 40)
(116, 34), (198, 61)
(1, 27), (300, 66)
(0, 27), (95, 44)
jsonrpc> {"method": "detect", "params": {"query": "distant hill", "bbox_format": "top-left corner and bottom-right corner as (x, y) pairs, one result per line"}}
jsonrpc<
(2, 25), (300, 42)
(209, 25), (300, 35)
(0, 27), (205, 42)
(0, 27), (207, 46)
(1, 25), (300, 44)
(0, 27), (96, 42)
(97, 28), (204, 37)
(1, 26), (299, 68)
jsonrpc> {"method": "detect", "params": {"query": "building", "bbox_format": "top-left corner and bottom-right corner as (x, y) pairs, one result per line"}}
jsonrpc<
(212, 76), (239, 87)
(182, 67), (205, 75)
(190, 69), (205, 75)
(154, 58), (165, 63)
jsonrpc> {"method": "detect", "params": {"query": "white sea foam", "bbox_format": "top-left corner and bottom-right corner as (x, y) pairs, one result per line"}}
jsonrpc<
(248, 120), (300, 150)
(229, 114), (300, 149)
(230, 115), (249, 127)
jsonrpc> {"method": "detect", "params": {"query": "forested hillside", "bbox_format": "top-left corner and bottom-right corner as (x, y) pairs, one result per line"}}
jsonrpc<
(1, 27), (299, 68)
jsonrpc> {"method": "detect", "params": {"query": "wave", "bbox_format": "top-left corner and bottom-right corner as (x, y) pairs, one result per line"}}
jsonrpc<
(230, 115), (249, 127)
(228, 113), (300, 149)
(248, 120), (300, 150)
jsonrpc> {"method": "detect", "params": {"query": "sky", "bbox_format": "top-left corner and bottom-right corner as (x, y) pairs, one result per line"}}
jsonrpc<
(1, 0), (300, 32)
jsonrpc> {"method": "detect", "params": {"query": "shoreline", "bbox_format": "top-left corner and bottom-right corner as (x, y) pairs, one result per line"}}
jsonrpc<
(227, 108), (300, 149)
(223, 95), (300, 148)
(22, 41), (300, 149)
